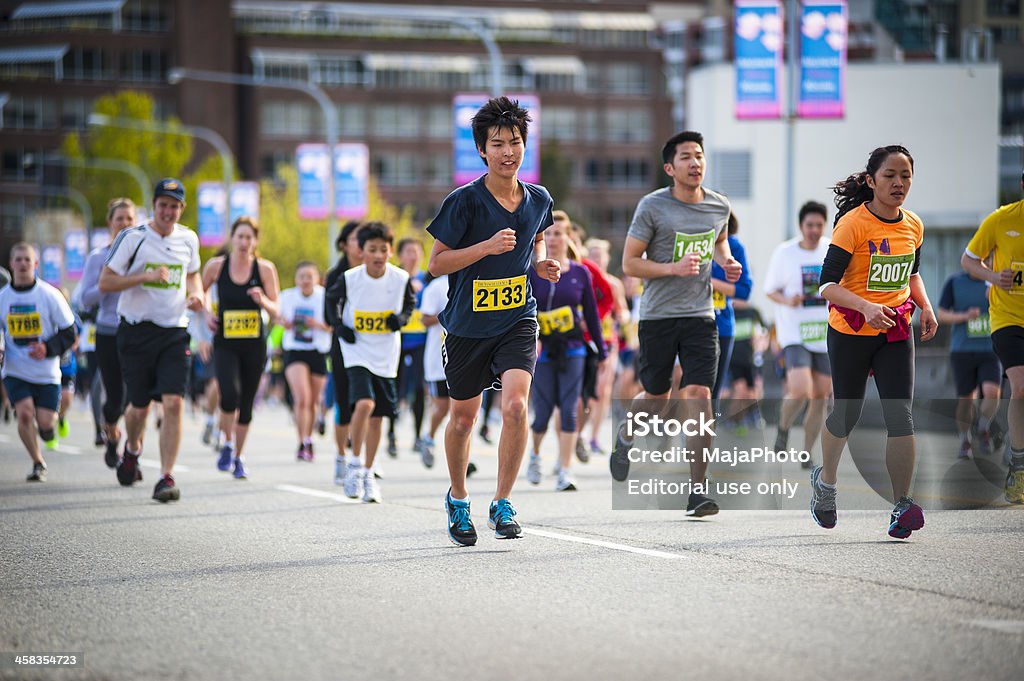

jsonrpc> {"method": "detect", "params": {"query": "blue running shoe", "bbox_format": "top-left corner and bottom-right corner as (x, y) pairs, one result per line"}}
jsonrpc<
(232, 457), (248, 480)
(217, 445), (233, 472)
(888, 496), (924, 539)
(488, 498), (522, 539)
(809, 466), (837, 529)
(445, 489), (477, 547)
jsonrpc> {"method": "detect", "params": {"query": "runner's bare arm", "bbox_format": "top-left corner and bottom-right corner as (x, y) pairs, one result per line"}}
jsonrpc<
(713, 231), (742, 283)
(98, 265), (164, 293)
(909, 274), (938, 341)
(622, 235), (695, 279)
(428, 230), (516, 276)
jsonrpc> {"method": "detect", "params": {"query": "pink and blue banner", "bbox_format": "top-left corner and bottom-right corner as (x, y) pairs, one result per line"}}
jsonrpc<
(296, 143), (368, 220)
(453, 94), (540, 187)
(41, 244), (62, 286)
(197, 182), (228, 247)
(229, 181), (260, 226)
(798, 0), (847, 119)
(734, 0), (783, 120)
(63, 229), (87, 280)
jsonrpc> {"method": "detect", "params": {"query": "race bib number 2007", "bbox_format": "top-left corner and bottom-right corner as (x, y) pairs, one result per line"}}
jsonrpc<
(473, 275), (526, 312)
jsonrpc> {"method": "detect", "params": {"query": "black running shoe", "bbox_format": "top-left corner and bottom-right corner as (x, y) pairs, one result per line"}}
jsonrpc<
(445, 489), (477, 547)
(488, 498), (522, 539)
(94, 429), (107, 447)
(387, 432), (398, 458)
(152, 474), (180, 503)
(104, 438), (120, 469)
(466, 461), (478, 477)
(609, 433), (631, 482)
(26, 462), (47, 482)
(116, 451), (142, 486)
(686, 493), (719, 517)
(478, 424), (492, 444)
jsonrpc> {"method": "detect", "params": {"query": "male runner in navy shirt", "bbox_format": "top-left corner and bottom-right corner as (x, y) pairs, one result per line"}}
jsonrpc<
(428, 96), (560, 546)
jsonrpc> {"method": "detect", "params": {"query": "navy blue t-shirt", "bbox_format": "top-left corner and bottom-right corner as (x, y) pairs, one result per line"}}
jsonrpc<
(938, 271), (993, 354)
(427, 176), (554, 339)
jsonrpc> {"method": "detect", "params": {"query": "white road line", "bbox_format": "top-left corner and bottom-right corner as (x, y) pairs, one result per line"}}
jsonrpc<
(58, 444), (83, 455)
(276, 484), (362, 504)
(968, 620), (1024, 635)
(523, 528), (687, 560)
(138, 459), (191, 473)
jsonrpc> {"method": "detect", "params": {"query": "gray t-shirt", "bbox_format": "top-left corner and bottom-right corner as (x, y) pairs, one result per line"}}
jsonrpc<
(627, 186), (731, 321)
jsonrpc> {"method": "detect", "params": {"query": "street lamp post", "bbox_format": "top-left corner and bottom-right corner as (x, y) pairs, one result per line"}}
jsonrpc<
(87, 113), (234, 238)
(43, 153), (152, 207)
(167, 67), (340, 246)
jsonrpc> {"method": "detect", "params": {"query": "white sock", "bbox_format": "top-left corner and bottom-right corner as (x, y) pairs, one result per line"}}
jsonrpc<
(819, 477), (836, 490)
(361, 465), (371, 476)
(450, 493), (469, 503)
(336, 454), (346, 464)
(349, 456), (361, 468)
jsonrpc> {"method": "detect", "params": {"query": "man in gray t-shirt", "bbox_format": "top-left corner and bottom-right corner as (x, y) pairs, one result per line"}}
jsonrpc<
(611, 131), (742, 517)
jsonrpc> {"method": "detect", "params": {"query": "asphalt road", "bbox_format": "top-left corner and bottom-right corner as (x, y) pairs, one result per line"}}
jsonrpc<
(1, 399), (1022, 681)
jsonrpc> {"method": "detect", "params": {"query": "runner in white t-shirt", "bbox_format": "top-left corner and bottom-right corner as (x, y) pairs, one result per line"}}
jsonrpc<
(764, 200), (833, 466)
(1, 243), (78, 482)
(278, 262), (332, 461)
(99, 178), (204, 503)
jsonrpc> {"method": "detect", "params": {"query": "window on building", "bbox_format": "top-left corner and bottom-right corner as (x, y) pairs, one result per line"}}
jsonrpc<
(62, 47), (112, 80)
(260, 101), (318, 138)
(606, 109), (651, 143)
(264, 62), (310, 82)
(123, 0), (172, 32)
(606, 63), (649, 95)
(986, 1), (1021, 18)
(313, 57), (366, 87)
(373, 152), (418, 186)
(338, 103), (367, 137)
(1, 148), (42, 182)
(425, 105), (452, 139)
(707, 151), (752, 199)
(371, 105), (419, 138)
(606, 159), (651, 187)
(61, 98), (90, 130)
(422, 154), (451, 186)
(544, 107), (577, 141)
(120, 49), (166, 82)
(1, 97), (58, 130)
(990, 25), (1021, 44)
(585, 159), (603, 187)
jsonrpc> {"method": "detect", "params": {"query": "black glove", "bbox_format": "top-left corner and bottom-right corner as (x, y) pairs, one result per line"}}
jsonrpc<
(385, 313), (402, 332)
(339, 325), (356, 344)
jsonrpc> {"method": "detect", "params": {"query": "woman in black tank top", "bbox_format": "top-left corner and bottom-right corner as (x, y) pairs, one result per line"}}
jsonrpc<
(201, 217), (281, 479)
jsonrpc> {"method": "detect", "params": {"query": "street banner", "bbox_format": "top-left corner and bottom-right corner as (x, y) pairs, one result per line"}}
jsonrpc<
(197, 182), (227, 247)
(798, 0), (848, 119)
(41, 244), (62, 286)
(335, 143), (369, 219)
(297, 143), (330, 220)
(63, 229), (87, 280)
(734, 0), (784, 120)
(453, 94), (540, 187)
(229, 181), (260, 226)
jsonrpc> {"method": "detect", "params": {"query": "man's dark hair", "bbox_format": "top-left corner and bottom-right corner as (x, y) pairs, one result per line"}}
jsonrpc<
(357, 221), (394, 249)
(798, 200), (828, 224)
(661, 131), (705, 165)
(472, 97), (532, 165)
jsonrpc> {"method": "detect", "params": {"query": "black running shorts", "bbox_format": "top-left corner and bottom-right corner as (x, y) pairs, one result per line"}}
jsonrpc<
(637, 317), (719, 394)
(442, 318), (538, 401)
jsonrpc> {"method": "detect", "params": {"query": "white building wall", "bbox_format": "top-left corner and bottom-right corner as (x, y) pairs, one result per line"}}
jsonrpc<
(685, 61), (1001, 314)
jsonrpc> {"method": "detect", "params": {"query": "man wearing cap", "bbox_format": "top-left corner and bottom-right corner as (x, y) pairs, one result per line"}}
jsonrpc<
(99, 178), (204, 502)
(961, 169), (1024, 504)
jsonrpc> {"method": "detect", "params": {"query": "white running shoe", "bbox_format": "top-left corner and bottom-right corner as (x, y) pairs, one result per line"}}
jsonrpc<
(556, 469), (577, 492)
(343, 461), (363, 499)
(362, 468), (381, 503)
(334, 456), (345, 486)
(527, 454), (542, 485)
